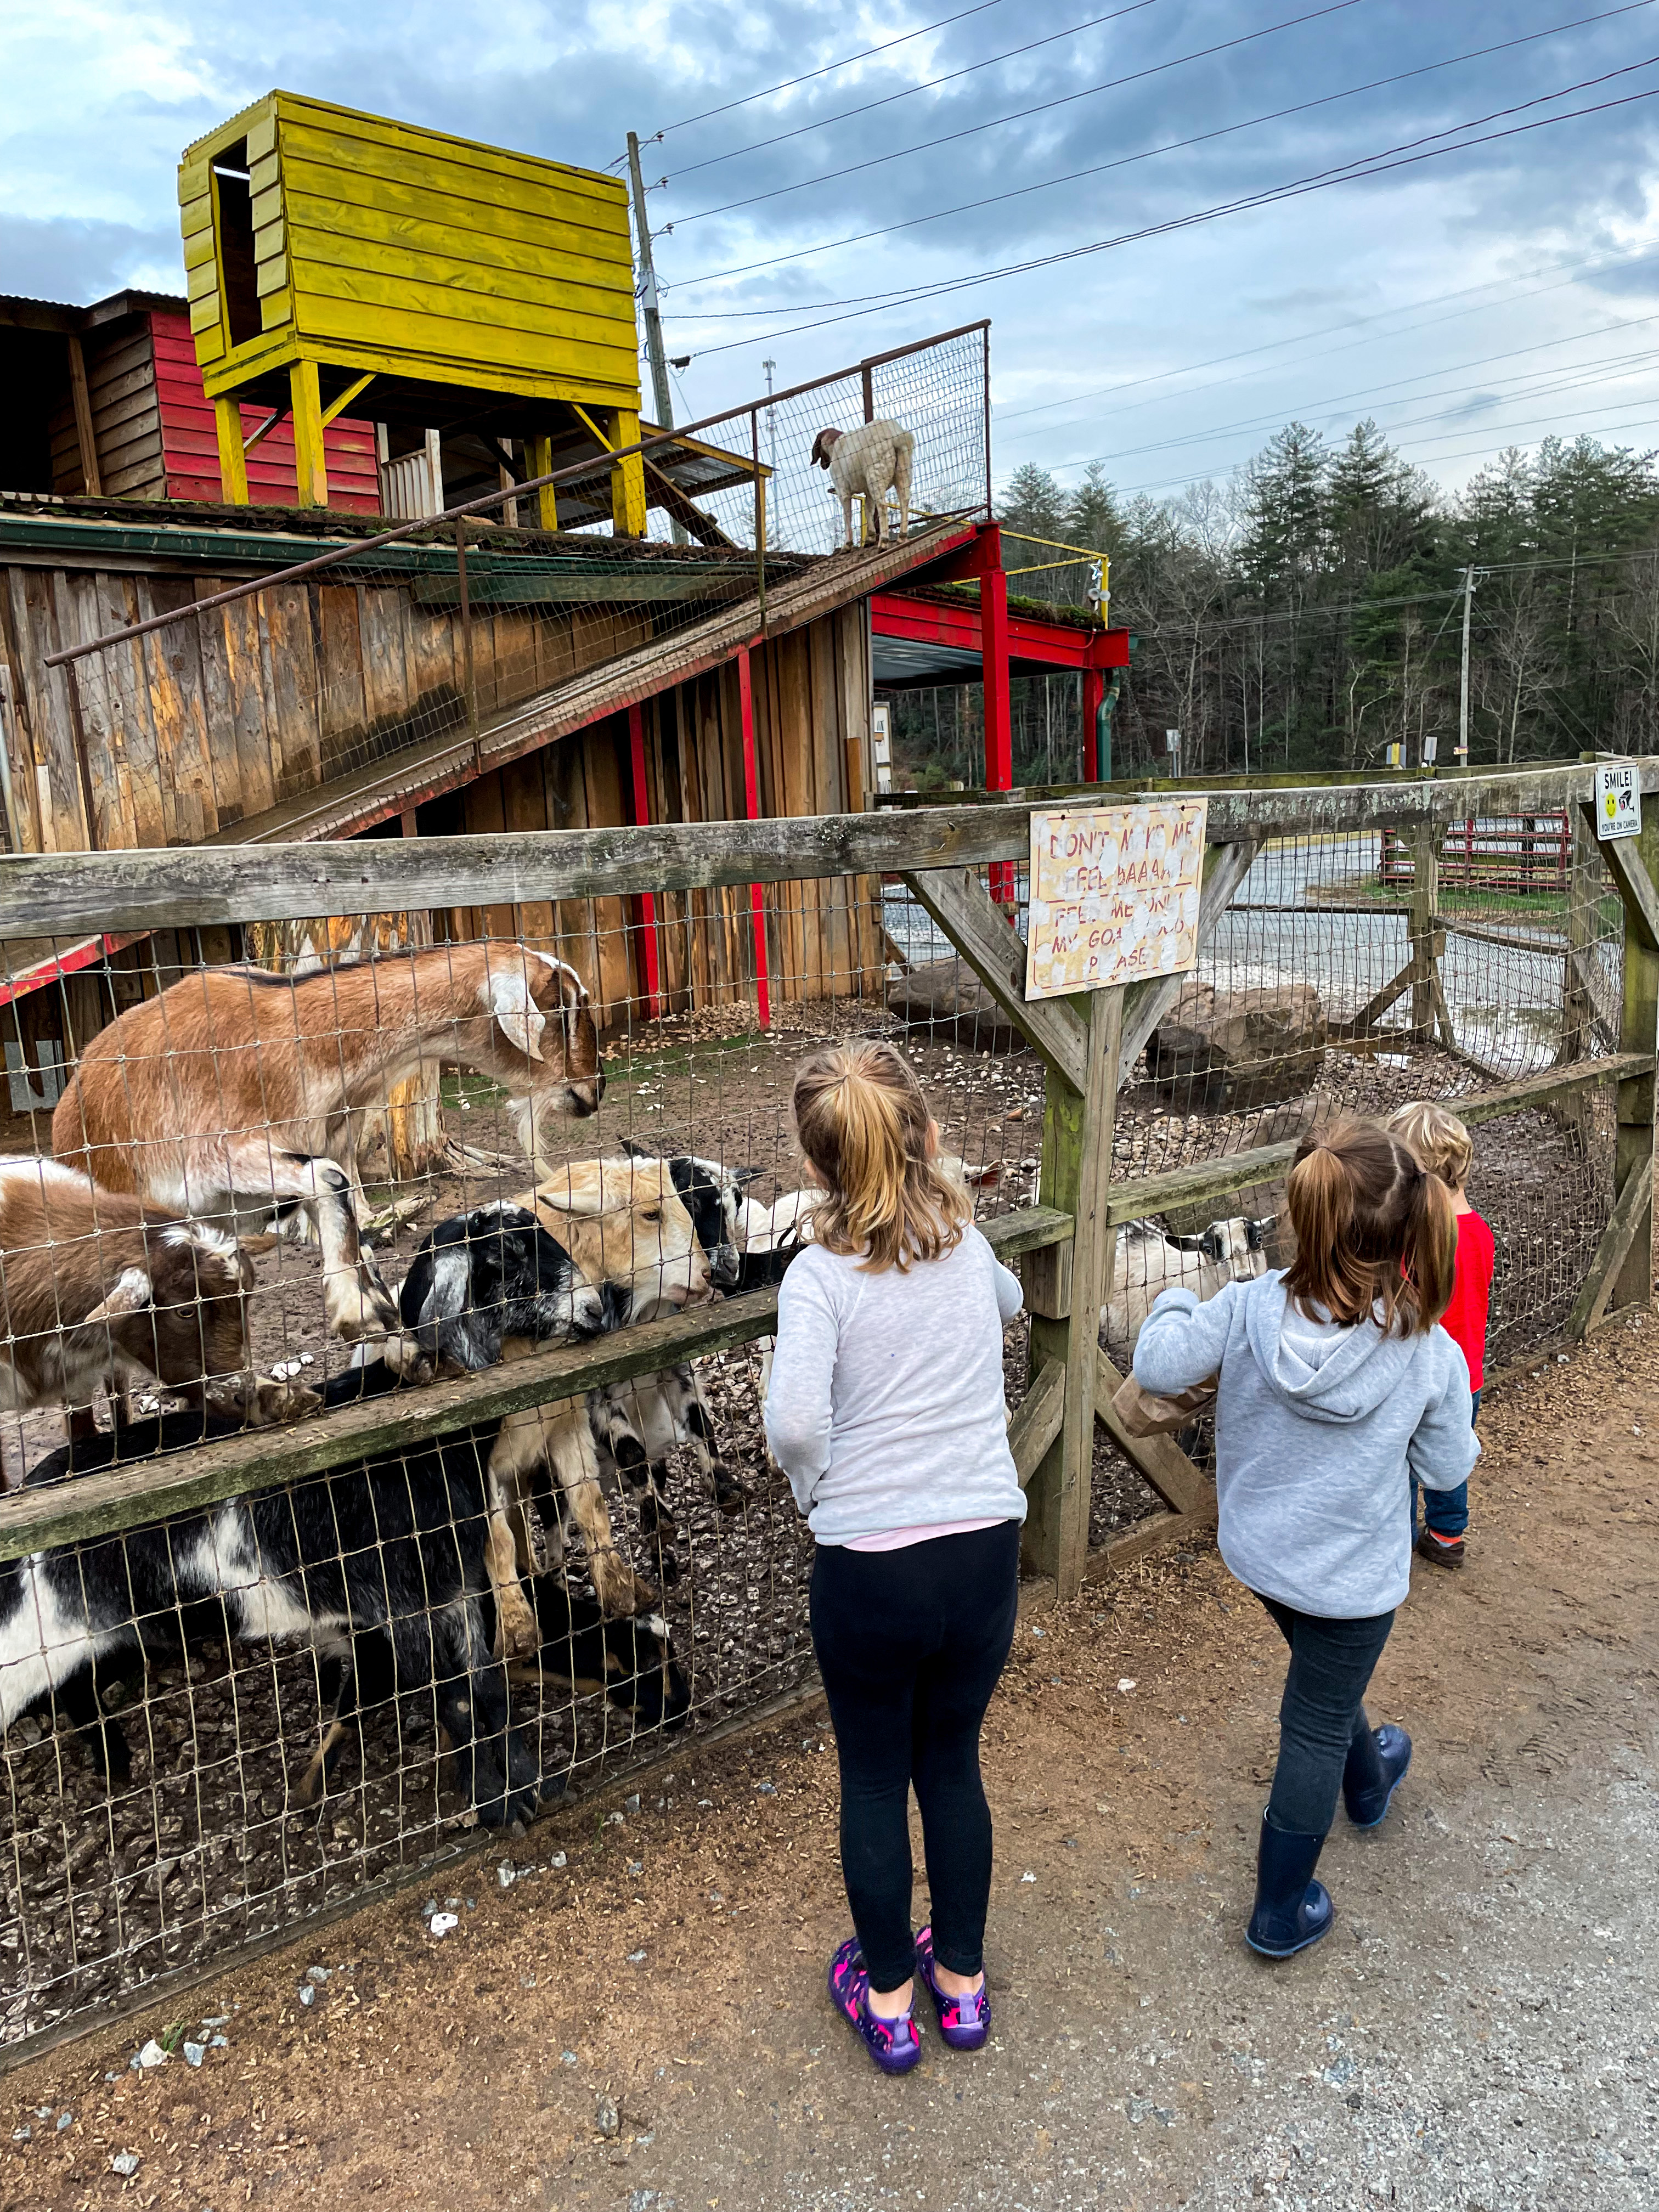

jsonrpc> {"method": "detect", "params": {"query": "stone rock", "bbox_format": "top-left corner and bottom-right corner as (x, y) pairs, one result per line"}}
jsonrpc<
(885, 960), (1024, 1051)
(1146, 980), (1327, 1111)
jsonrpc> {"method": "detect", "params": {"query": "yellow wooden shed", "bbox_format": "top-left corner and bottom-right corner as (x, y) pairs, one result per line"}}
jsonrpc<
(178, 92), (648, 528)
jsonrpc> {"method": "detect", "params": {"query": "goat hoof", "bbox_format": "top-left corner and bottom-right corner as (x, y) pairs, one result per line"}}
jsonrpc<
(653, 1549), (682, 1589)
(713, 1471), (748, 1514)
(495, 1605), (542, 1664)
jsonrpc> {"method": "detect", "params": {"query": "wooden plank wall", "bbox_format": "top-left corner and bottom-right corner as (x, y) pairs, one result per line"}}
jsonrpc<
(48, 322), (165, 501)
(444, 603), (880, 1029)
(0, 558), (652, 849)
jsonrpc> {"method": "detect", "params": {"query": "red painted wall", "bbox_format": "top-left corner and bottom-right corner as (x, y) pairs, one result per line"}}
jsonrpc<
(150, 312), (380, 510)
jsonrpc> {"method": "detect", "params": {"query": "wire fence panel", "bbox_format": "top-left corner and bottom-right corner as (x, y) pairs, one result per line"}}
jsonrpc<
(0, 785), (1641, 2052)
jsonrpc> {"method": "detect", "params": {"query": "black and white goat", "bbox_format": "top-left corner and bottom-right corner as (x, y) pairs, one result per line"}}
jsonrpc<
(1099, 1214), (1274, 1356)
(12, 1379), (691, 1809)
(7, 1392), (549, 1827)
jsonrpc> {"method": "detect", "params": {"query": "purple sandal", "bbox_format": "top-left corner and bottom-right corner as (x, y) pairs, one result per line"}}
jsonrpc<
(827, 1938), (922, 2075)
(916, 1926), (990, 2051)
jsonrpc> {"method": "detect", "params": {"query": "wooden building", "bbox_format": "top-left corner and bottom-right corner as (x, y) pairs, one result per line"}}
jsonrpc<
(0, 292), (376, 508)
(181, 93), (651, 526)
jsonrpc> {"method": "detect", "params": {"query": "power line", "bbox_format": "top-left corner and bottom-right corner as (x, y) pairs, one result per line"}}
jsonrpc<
(668, 3), (1655, 290)
(673, 78), (1659, 356)
(639, 1), (1011, 144)
(671, 0), (1369, 228)
(993, 238), (1659, 449)
(665, 0), (1173, 182)
(1042, 328), (1659, 475)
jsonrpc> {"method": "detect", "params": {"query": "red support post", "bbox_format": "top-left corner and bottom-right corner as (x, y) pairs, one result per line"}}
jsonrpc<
(979, 524), (1014, 907)
(738, 647), (771, 1029)
(627, 701), (663, 1020)
(1082, 664), (1104, 783)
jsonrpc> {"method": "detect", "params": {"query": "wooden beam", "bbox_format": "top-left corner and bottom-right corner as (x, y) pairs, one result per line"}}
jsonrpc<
(1083, 1509), (1203, 1579)
(1024, 986), (1122, 1599)
(0, 1203), (1069, 1562)
(5, 780), (1658, 947)
(1094, 1345), (1215, 1521)
(320, 371), (376, 431)
(213, 395), (249, 504)
(1592, 809), (1659, 951)
(289, 358), (328, 508)
(901, 862), (1088, 1092)
(1567, 1153), (1655, 1339)
(1329, 936), (1444, 1041)
(1117, 838), (1260, 1079)
(1009, 1358), (1066, 1489)
(66, 334), (100, 495)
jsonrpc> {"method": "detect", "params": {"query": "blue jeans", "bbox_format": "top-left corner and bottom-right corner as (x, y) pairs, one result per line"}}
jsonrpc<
(1411, 1386), (1479, 1540)
(1256, 1595), (1396, 1835)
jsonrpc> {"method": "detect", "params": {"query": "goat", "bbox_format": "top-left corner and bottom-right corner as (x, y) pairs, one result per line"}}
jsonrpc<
(0, 1155), (309, 1431)
(52, 941), (604, 1353)
(1099, 1214), (1273, 1356)
(810, 421), (915, 550)
(592, 1146), (757, 1579)
(404, 1162), (712, 1650)
(6, 1398), (556, 1830)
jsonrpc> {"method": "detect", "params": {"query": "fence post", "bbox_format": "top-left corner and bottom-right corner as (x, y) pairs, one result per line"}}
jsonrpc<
(1409, 819), (1438, 1037)
(1561, 802), (1595, 1066)
(1570, 789), (1659, 1329)
(1023, 985), (1121, 1598)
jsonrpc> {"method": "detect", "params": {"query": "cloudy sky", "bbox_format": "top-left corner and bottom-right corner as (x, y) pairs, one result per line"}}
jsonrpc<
(4, 0), (1658, 505)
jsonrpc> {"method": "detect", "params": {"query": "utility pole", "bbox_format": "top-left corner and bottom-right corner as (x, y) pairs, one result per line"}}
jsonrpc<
(626, 130), (684, 545)
(1457, 564), (1477, 766)
(761, 358), (776, 548)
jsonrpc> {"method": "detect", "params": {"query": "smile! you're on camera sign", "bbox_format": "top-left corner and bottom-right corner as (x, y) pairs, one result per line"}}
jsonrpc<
(1025, 799), (1209, 1002)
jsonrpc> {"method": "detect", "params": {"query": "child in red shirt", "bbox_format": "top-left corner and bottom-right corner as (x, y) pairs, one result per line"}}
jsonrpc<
(1389, 1103), (1494, 1568)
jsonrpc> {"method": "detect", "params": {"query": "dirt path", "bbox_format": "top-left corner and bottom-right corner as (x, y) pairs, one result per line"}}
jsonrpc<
(5, 1316), (1657, 2212)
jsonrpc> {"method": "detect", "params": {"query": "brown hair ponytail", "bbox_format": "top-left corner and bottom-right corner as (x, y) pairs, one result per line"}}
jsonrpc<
(791, 1040), (968, 1272)
(1284, 1116), (1456, 1334)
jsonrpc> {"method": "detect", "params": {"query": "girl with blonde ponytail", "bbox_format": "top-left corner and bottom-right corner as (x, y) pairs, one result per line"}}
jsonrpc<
(765, 1040), (1026, 2075)
(1133, 1117), (1477, 1962)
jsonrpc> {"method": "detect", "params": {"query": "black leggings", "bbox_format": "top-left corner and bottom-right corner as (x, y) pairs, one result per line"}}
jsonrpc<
(810, 1520), (1020, 1991)
(1257, 1594), (1396, 1836)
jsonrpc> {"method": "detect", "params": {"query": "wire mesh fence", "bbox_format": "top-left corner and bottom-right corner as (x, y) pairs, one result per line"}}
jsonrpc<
(0, 782), (1639, 2052)
(44, 324), (991, 846)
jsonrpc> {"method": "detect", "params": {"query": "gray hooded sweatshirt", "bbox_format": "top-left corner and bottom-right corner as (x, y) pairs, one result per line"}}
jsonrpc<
(1133, 1271), (1480, 1618)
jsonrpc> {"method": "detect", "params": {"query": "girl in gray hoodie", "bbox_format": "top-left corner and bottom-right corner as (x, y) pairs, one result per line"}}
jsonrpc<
(1133, 1119), (1478, 1957)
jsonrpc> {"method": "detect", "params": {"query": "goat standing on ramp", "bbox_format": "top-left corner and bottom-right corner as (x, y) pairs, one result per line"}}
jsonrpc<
(811, 421), (914, 549)
(52, 942), (603, 1355)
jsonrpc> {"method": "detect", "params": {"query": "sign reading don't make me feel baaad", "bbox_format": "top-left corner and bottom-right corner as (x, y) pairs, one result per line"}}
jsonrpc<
(1025, 799), (1209, 1002)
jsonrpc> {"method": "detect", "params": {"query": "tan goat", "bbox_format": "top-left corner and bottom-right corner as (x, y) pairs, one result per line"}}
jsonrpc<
(484, 1159), (714, 1654)
(52, 941), (603, 1355)
(0, 1157), (310, 1429)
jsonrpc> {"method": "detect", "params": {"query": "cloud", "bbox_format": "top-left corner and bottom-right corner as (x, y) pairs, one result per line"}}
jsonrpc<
(3, 0), (1658, 496)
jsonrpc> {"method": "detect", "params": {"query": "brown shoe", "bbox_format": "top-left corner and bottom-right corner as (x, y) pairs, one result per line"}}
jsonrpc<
(1416, 1528), (1465, 1569)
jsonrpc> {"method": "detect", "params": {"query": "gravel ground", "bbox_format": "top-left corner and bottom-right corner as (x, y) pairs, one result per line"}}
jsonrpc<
(3, 1310), (1654, 2210)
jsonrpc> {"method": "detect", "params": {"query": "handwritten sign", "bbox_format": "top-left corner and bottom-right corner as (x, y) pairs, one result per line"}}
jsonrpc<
(1025, 799), (1208, 1001)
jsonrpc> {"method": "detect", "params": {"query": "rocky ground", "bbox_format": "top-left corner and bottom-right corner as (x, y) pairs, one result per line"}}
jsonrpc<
(3, 1307), (1655, 2211)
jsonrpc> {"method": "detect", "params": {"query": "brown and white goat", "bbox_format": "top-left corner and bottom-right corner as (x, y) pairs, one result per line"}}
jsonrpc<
(52, 941), (603, 1352)
(484, 1159), (714, 1653)
(0, 1157), (309, 1429)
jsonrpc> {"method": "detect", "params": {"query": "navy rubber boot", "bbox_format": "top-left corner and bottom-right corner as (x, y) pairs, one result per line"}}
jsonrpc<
(1342, 1723), (1412, 1829)
(1245, 1812), (1334, 1959)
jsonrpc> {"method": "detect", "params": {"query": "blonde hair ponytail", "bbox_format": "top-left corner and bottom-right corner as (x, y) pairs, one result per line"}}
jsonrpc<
(791, 1040), (967, 1272)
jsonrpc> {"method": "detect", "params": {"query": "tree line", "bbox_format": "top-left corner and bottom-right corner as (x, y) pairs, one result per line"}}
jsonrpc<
(887, 421), (1659, 787)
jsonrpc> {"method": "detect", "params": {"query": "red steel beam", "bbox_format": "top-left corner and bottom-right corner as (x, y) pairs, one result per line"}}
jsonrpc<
(871, 591), (1130, 673)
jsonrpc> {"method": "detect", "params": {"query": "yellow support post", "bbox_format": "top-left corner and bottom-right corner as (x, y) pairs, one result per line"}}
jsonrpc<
(526, 432), (557, 532)
(289, 359), (328, 507)
(214, 396), (249, 504)
(607, 407), (647, 537)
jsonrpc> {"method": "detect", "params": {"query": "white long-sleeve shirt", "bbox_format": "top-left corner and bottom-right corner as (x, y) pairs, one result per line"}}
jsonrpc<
(763, 1225), (1027, 1544)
